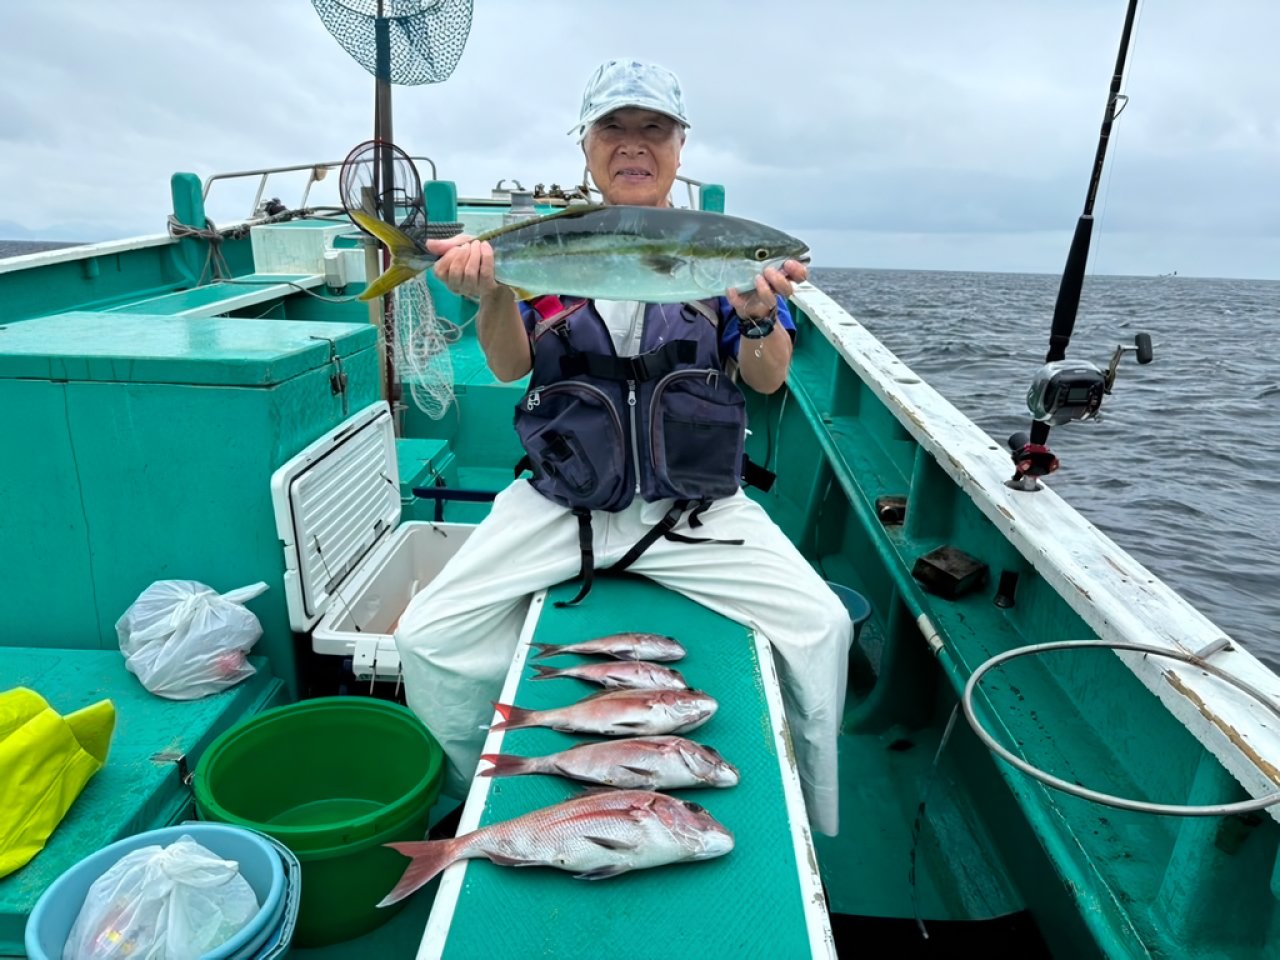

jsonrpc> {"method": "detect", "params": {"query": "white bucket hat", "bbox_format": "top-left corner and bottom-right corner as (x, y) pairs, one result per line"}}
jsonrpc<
(570, 59), (690, 141)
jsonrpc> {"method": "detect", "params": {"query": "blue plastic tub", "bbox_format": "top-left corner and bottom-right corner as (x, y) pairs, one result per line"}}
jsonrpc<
(826, 581), (872, 643)
(25, 822), (300, 960)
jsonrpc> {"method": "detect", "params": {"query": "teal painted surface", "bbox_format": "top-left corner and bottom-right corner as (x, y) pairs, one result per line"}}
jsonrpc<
(0, 647), (284, 957)
(170, 172), (206, 284)
(424, 180), (458, 222)
(395, 438), (452, 521)
(0, 245), (191, 324)
(0, 312), (372, 385)
(105, 274), (318, 316)
(0, 315), (380, 700)
(812, 625), (1024, 922)
(435, 577), (815, 959)
(699, 183), (725, 212)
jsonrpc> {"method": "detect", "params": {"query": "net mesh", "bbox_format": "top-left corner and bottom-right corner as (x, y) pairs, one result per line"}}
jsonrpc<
(311, 0), (473, 85)
(394, 273), (456, 419)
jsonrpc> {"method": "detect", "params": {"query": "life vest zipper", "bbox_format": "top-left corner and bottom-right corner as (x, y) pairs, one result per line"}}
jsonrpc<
(627, 379), (641, 495)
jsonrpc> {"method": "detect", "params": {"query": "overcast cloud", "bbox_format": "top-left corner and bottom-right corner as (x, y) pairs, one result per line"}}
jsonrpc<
(2, 0), (1278, 279)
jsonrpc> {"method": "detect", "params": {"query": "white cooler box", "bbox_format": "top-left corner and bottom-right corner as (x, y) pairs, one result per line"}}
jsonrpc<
(271, 401), (474, 680)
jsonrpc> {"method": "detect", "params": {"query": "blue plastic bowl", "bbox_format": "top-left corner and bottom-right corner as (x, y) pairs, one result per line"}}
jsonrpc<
(25, 822), (299, 960)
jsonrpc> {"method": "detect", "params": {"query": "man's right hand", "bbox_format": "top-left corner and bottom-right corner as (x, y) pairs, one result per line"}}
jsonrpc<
(426, 236), (506, 302)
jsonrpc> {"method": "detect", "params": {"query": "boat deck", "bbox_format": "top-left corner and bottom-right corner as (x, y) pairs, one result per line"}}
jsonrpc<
(418, 575), (833, 959)
(0, 648), (285, 956)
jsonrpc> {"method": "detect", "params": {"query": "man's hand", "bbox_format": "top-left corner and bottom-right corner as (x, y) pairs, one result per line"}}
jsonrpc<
(426, 235), (501, 302)
(726, 259), (805, 395)
(724, 259), (807, 322)
(423, 235), (529, 381)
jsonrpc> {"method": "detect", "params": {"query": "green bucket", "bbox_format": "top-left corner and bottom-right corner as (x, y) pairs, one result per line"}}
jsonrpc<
(192, 696), (444, 947)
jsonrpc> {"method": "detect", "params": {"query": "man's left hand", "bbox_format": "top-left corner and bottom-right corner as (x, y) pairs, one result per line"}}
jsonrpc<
(726, 259), (808, 320)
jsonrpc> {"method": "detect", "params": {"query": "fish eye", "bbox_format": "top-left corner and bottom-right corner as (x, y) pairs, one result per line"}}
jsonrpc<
(682, 801), (706, 814)
(754, 247), (769, 261)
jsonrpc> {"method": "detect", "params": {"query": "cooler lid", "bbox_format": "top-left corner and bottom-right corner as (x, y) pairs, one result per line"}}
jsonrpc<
(270, 401), (401, 632)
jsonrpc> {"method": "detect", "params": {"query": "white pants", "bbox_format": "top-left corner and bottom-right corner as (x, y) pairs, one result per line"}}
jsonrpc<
(393, 479), (851, 837)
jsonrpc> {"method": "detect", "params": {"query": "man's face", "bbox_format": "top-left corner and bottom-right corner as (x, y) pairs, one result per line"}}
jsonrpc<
(583, 107), (684, 207)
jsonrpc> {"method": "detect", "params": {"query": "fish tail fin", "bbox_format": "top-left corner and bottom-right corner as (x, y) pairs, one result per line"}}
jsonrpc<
(528, 642), (560, 660)
(489, 700), (538, 732)
(358, 263), (422, 302)
(378, 837), (465, 907)
(478, 752), (537, 778)
(529, 665), (563, 680)
(350, 206), (431, 302)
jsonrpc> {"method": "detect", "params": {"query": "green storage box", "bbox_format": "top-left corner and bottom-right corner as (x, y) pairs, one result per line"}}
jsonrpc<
(0, 312), (379, 697)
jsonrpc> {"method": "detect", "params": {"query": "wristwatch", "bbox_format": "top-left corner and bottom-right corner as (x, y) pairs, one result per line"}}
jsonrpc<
(739, 309), (777, 339)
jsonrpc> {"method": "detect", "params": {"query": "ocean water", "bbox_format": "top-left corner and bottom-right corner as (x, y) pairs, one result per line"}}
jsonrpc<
(0, 239), (83, 258)
(813, 267), (1280, 671)
(3, 240), (1275, 669)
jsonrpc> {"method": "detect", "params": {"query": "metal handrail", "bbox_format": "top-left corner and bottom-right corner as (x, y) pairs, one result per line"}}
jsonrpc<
(201, 156), (439, 218)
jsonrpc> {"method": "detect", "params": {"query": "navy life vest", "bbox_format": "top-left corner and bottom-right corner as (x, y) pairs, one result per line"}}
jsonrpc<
(514, 296), (773, 605)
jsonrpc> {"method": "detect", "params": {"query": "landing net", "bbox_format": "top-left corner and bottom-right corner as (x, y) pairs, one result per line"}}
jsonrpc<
(394, 273), (456, 419)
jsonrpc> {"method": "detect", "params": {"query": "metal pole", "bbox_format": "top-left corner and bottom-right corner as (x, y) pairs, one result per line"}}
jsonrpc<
(374, 0), (401, 416)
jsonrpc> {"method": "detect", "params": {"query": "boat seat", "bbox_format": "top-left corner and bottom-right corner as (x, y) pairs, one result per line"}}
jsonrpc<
(0, 647), (285, 956)
(416, 574), (836, 959)
(105, 273), (324, 317)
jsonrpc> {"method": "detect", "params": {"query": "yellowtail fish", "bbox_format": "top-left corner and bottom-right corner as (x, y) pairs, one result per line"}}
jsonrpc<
(480, 736), (740, 790)
(530, 660), (688, 690)
(378, 790), (733, 906)
(489, 688), (717, 736)
(530, 632), (686, 662)
(349, 202), (809, 303)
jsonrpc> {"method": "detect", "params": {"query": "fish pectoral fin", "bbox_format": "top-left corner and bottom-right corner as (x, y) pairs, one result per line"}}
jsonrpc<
(583, 834), (639, 851)
(620, 765), (656, 777)
(574, 864), (633, 880)
(641, 252), (685, 276)
(486, 853), (550, 868)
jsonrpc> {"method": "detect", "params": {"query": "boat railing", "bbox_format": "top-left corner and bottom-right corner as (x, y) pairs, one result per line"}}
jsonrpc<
(674, 174), (707, 208)
(574, 167), (707, 209)
(200, 156), (439, 219)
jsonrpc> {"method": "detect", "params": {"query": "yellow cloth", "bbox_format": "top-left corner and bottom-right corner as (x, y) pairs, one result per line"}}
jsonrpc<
(0, 687), (115, 878)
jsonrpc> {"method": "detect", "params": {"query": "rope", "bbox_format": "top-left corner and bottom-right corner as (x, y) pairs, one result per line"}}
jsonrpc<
(962, 639), (1280, 816)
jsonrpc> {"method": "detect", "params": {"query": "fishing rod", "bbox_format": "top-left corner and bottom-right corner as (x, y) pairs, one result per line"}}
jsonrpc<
(1007, 0), (1153, 491)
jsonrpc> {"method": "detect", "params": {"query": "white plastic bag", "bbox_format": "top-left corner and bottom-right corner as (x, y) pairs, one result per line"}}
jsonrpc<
(116, 580), (268, 700)
(61, 834), (261, 960)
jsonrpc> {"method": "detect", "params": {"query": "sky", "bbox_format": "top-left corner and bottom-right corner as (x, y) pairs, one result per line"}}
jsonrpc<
(2, 0), (1279, 279)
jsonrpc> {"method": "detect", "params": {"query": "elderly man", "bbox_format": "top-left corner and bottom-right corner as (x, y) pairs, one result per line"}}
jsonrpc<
(394, 59), (851, 838)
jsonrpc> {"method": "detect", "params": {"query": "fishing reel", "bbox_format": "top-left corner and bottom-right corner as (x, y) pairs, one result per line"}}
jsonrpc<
(1007, 333), (1154, 489)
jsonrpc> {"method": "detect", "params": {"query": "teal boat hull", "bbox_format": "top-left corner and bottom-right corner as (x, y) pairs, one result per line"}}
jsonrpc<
(1, 172), (1278, 959)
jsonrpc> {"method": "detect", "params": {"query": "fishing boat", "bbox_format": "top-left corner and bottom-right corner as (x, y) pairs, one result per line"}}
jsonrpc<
(4, 2), (1280, 958)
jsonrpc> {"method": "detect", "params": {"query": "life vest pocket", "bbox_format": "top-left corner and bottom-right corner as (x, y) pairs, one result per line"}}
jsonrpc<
(647, 370), (745, 502)
(515, 381), (631, 510)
